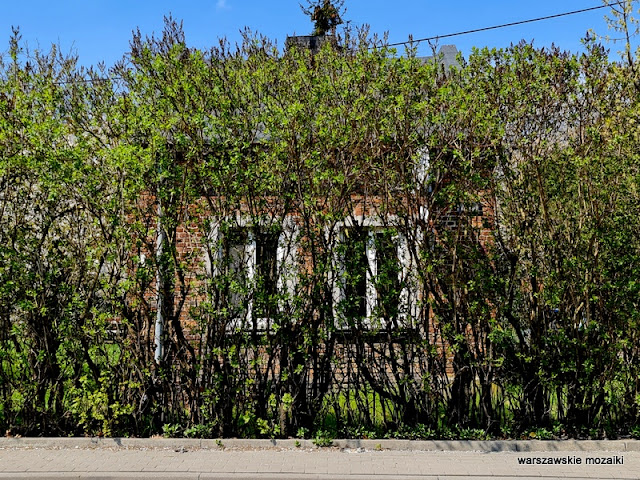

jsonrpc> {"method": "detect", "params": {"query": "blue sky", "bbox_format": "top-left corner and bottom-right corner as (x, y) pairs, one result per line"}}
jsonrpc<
(0, 1), (631, 68)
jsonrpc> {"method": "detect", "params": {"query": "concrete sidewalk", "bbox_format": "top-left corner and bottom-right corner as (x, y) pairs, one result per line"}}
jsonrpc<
(0, 438), (638, 479)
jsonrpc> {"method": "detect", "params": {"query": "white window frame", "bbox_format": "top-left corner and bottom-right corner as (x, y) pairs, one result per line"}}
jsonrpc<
(206, 216), (298, 331)
(332, 216), (416, 330)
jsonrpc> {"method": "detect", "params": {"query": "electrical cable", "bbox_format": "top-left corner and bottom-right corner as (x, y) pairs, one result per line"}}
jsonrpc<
(382, 3), (618, 49)
(19, 2), (627, 84)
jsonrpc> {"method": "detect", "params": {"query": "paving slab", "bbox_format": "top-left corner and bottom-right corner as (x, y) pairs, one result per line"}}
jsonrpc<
(0, 438), (639, 479)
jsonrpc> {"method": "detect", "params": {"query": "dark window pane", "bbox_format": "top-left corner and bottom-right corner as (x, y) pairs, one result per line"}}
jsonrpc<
(254, 229), (279, 319)
(374, 231), (400, 321)
(343, 228), (367, 320)
(224, 228), (249, 320)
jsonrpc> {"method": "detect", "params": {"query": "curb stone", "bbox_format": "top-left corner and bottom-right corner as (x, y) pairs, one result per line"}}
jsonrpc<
(0, 437), (635, 452)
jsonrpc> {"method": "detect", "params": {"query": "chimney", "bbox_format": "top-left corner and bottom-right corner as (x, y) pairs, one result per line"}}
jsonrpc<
(285, 34), (336, 54)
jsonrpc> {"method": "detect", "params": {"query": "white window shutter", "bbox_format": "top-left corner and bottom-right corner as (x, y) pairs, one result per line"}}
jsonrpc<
(205, 224), (220, 277)
(245, 230), (257, 328)
(366, 230), (377, 326)
(397, 233), (413, 325)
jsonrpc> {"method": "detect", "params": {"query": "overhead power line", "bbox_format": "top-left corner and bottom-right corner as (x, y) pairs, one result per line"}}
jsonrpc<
(19, 2), (624, 85)
(383, 3), (617, 49)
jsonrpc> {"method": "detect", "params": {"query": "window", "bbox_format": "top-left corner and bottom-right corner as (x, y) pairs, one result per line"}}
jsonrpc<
(211, 221), (296, 331)
(373, 230), (401, 321)
(223, 228), (250, 324)
(252, 229), (279, 321)
(335, 227), (408, 329)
